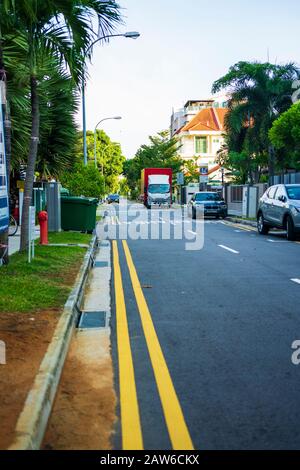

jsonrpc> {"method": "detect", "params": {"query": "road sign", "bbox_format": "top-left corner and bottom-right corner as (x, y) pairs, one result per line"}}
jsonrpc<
(199, 164), (209, 183)
(28, 206), (36, 263)
(177, 172), (184, 185)
(0, 84), (9, 234)
(199, 164), (208, 175)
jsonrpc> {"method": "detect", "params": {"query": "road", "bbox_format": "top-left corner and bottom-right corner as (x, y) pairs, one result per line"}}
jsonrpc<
(98, 201), (300, 450)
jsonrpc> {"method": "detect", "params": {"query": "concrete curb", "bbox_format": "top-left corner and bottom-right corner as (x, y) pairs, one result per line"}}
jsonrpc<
(226, 216), (257, 228)
(8, 235), (98, 450)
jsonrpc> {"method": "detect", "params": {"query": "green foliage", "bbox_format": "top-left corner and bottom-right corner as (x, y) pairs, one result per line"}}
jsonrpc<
(182, 158), (199, 184)
(212, 61), (300, 181)
(76, 129), (125, 194)
(0, 0), (123, 175)
(37, 63), (79, 178)
(60, 163), (104, 198)
(3, 37), (80, 177)
(123, 130), (183, 193)
(119, 177), (130, 196)
(269, 102), (300, 171)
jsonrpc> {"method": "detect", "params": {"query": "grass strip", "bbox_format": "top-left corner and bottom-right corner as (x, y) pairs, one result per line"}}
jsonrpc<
(0, 232), (92, 314)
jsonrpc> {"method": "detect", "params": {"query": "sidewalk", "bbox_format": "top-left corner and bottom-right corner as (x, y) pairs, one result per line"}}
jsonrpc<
(43, 240), (114, 450)
(8, 227), (40, 255)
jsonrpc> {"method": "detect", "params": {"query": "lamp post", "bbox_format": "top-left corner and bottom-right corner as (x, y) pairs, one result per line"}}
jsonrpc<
(94, 116), (122, 169)
(82, 31), (140, 165)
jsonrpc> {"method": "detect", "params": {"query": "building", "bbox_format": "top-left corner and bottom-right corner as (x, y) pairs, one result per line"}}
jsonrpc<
(170, 97), (229, 185)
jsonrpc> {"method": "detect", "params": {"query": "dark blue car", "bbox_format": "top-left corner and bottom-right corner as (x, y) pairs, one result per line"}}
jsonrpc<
(107, 194), (120, 204)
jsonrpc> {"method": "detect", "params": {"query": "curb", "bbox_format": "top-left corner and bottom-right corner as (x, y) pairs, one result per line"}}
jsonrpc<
(8, 235), (98, 450)
(226, 216), (257, 228)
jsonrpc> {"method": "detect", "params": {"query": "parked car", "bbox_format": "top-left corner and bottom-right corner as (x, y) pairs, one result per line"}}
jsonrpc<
(188, 192), (227, 219)
(107, 194), (120, 204)
(257, 184), (300, 240)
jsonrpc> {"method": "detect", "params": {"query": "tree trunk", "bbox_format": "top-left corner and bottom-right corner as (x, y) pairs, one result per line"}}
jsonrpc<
(268, 144), (275, 186)
(20, 76), (39, 252)
(0, 35), (9, 265)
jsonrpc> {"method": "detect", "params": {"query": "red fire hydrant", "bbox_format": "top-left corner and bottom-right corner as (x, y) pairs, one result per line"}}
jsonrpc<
(38, 211), (49, 245)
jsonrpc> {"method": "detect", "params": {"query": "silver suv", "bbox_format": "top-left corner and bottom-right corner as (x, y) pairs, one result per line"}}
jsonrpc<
(257, 184), (300, 240)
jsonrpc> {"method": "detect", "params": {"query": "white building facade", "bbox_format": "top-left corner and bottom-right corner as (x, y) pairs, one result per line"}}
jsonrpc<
(170, 97), (229, 184)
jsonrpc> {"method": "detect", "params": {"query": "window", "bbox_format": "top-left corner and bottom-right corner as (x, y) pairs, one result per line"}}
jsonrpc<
(267, 186), (278, 199)
(0, 175), (6, 187)
(148, 184), (170, 194)
(195, 137), (207, 154)
(286, 186), (300, 200)
(195, 193), (222, 202)
(276, 186), (287, 200)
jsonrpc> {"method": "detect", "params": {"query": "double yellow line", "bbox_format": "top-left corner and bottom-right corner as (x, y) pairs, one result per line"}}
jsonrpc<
(224, 221), (256, 232)
(112, 240), (194, 450)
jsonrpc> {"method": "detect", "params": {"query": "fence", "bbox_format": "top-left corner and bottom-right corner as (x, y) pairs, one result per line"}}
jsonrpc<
(225, 183), (267, 218)
(270, 172), (300, 185)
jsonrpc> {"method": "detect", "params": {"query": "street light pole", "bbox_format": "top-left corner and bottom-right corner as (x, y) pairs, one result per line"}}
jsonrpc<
(94, 116), (122, 168)
(82, 31), (140, 165)
(82, 81), (87, 165)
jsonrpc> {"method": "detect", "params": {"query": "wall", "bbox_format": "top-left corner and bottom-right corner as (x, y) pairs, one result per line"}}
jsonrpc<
(226, 183), (267, 218)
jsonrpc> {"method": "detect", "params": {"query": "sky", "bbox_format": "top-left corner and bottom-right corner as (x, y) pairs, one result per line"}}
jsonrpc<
(78, 0), (300, 159)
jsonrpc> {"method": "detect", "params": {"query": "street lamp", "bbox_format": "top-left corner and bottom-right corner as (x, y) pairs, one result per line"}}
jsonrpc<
(82, 31), (140, 165)
(94, 116), (122, 169)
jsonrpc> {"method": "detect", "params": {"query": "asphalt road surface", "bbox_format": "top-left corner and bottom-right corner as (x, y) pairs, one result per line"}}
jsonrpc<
(99, 201), (300, 450)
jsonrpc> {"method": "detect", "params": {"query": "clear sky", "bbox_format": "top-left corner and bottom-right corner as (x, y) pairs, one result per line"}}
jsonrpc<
(79, 0), (300, 159)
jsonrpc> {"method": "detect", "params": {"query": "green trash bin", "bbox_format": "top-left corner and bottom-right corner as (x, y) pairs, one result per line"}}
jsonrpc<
(61, 196), (98, 232)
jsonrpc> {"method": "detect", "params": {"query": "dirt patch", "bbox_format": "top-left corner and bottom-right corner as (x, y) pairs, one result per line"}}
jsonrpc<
(0, 309), (60, 449)
(43, 329), (117, 450)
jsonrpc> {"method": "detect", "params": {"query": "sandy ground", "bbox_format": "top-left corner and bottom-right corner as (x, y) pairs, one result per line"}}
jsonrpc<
(0, 310), (60, 449)
(43, 329), (117, 450)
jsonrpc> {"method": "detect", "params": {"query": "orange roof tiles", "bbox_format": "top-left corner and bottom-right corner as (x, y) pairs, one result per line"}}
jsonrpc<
(180, 108), (228, 133)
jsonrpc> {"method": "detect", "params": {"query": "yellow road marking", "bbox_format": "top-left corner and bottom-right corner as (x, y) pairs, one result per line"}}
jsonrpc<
(224, 221), (256, 232)
(235, 224), (256, 232)
(112, 241), (143, 450)
(122, 240), (194, 450)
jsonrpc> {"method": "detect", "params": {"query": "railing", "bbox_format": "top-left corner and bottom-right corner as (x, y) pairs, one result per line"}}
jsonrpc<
(270, 172), (300, 185)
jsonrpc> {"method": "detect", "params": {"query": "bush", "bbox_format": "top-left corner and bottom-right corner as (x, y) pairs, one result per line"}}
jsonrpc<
(130, 188), (140, 201)
(60, 163), (105, 198)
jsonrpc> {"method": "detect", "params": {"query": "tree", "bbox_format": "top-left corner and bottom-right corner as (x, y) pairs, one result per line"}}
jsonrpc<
(3, 32), (80, 179)
(123, 130), (183, 194)
(76, 129), (125, 194)
(1, 0), (122, 251)
(182, 158), (199, 184)
(119, 177), (130, 196)
(36, 62), (79, 179)
(60, 162), (104, 198)
(269, 102), (300, 172)
(212, 61), (300, 183)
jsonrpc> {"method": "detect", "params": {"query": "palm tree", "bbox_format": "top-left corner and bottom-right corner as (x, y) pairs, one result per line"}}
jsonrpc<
(0, 0), (23, 264)
(36, 58), (79, 179)
(212, 61), (300, 183)
(2, 0), (122, 251)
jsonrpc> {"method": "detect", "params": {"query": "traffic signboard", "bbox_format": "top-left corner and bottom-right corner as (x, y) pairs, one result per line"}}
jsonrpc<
(177, 172), (184, 185)
(199, 164), (209, 183)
